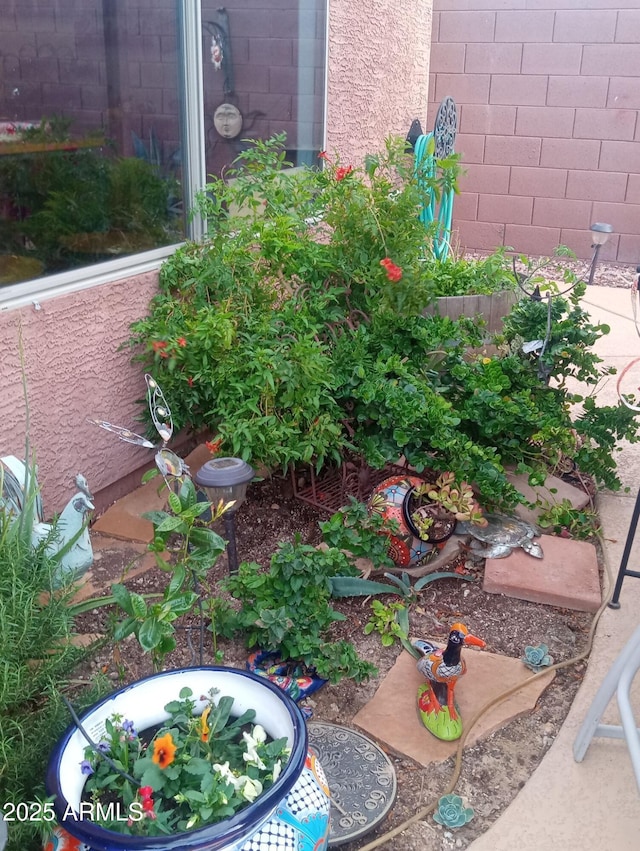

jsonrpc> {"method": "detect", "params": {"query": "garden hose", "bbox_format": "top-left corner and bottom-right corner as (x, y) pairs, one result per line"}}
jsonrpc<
(414, 133), (454, 262)
(356, 525), (614, 850)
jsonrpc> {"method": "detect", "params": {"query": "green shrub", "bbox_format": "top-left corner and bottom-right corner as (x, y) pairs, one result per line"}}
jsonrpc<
(0, 485), (105, 851)
(125, 134), (640, 507)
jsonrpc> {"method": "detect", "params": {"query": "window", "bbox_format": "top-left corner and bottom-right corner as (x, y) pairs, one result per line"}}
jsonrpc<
(0, 0), (326, 303)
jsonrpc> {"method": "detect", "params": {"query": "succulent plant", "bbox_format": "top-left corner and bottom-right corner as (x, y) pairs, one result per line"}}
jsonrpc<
(521, 643), (554, 673)
(433, 793), (474, 828)
(413, 473), (487, 526)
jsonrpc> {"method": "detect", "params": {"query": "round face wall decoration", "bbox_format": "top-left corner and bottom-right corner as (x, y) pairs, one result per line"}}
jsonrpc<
(214, 102), (242, 138)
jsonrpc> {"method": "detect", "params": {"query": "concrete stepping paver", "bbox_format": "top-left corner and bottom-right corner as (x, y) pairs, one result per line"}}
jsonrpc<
(91, 443), (213, 543)
(352, 649), (554, 767)
(70, 542), (158, 604)
(483, 534), (601, 612)
(507, 471), (592, 527)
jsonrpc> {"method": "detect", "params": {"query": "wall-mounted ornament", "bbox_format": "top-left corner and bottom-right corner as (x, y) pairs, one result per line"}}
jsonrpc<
(210, 32), (223, 70)
(205, 8), (234, 96)
(214, 102), (243, 139)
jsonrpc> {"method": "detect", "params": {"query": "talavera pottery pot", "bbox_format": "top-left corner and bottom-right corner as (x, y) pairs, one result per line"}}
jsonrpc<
(45, 667), (331, 851)
(368, 475), (455, 567)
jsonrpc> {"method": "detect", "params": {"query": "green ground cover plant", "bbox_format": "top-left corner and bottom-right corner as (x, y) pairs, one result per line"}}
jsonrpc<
(422, 248), (515, 297)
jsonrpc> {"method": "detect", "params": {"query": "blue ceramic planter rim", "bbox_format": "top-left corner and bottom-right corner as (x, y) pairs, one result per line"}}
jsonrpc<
(45, 666), (308, 851)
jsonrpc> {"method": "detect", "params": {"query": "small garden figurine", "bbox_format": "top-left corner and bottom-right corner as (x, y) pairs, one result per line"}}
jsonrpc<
(413, 623), (485, 741)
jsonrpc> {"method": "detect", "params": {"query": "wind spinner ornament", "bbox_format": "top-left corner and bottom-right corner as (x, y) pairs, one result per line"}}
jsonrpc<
(89, 374), (189, 485)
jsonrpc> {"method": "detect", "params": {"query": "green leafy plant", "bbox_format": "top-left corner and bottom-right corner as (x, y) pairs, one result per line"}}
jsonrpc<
(536, 497), (599, 540)
(329, 569), (476, 603)
(318, 496), (398, 570)
(364, 600), (408, 647)
(422, 248), (515, 297)
(0, 462), (107, 851)
(407, 472), (487, 541)
(81, 687), (289, 836)
(125, 134), (640, 509)
(111, 478), (228, 671)
(221, 538), (376, 684)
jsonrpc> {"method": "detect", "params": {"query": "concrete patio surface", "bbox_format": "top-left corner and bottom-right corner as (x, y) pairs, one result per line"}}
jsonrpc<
(468, 284), (640, 850)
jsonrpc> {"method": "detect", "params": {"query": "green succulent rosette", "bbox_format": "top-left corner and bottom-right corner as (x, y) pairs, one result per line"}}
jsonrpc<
(521, 643), (554, 673)
(433, 793), (474, 828)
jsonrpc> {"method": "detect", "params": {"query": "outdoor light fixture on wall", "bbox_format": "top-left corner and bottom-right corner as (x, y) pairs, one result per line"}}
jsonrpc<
(194, 457), (254, 573)
(587, 222), (613, 286)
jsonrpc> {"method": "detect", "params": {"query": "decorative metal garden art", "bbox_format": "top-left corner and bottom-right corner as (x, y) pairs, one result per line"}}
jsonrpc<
(408, 96), (458, 261)
(90, 375), (209, 667)
(413, 623), (485, 741)
(89, 373), (189, 488)
(456, 513), (544, 559)
(0, 456), (94, 586)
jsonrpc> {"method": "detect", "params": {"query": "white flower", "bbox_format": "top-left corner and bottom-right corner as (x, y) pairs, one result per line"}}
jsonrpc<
(239, 775), (263, 802)
(242, 729), (267, 770)
(252, 724), (267, 744)
(272, 759), (282, 783)
(212, 761), (237, 787)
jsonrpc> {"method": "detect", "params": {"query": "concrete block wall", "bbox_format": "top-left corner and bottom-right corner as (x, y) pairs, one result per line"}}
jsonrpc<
(429, 1), (640, 263)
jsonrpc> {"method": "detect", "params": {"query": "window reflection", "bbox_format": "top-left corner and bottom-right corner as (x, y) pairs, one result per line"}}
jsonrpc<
(0, 1), (326, 289)
(0, 1), (185, 286)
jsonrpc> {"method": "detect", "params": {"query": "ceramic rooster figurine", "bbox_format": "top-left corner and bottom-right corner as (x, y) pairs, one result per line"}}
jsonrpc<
(413, 622), (485, 741)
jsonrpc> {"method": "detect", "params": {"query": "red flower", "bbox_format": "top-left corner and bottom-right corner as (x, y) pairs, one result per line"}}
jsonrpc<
(142, 798), (155, 812)
(177, 337), (187, 347)
(187, 376), (194, 387)
(380, 258), (403, 282)
(335, 165), (353, 181)
(318, 150), (328, 160)
(139, 786), (153, 799)
(152, 340), (167, 352)
(159, 350), (169, 358)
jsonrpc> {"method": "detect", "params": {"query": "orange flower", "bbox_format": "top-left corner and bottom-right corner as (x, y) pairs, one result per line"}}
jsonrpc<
(152, 341), (167, 352)
(152, 732), (176, 768)
(380, 257), (403, 282)
(177, 337), (187, 347)
(206, 437), (223, 455)
(199, 707), (210, 742)
(335, 165), (353, 181)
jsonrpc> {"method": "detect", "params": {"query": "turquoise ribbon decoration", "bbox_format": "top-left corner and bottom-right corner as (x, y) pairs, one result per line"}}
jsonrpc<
(414, 132), (454, 261)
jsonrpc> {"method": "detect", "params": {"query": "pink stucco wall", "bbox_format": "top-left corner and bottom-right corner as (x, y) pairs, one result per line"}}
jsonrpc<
(1, 274), (159, 514)
(1, 0), (433, 515)
(326, 0), (432, 162)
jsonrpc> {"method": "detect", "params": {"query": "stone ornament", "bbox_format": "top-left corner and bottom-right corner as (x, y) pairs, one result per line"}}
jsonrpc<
(214, 103), (243, 139)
